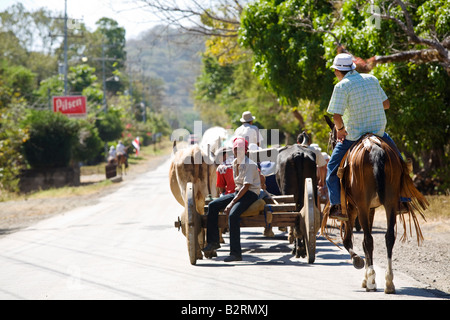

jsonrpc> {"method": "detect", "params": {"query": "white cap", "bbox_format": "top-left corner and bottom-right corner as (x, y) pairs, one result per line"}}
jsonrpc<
(331, 53), (356, 71)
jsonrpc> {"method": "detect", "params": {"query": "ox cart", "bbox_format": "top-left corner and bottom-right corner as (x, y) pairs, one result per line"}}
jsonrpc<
(174, 176), (320, 265)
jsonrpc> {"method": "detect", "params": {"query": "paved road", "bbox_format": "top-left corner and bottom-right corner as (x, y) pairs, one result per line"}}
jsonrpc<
(0, 158), (444, 300)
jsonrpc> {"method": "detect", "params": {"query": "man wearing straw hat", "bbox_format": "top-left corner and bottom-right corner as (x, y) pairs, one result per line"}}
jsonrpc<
(234, 111), (264, 147)
(326, 53), (404, 221)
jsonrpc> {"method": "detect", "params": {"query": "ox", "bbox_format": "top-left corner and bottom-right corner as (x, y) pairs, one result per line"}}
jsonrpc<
(169, 141), (218, 260)
(275, 139), (318, 258)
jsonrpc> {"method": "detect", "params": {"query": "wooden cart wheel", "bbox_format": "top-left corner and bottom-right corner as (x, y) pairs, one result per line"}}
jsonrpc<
(302, 178), (317, 264)
(185, 182), (200, 265)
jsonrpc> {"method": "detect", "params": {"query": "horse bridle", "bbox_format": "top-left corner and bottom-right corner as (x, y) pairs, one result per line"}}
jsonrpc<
(327, 127), (338, 154)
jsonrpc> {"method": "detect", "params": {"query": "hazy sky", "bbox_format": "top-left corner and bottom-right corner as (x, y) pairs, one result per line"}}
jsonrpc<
(0, 0), (163, 40)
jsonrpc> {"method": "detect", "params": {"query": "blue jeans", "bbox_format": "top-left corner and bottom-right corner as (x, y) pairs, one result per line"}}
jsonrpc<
(326, 132), (402, 206)
(206, 191), (258, 257)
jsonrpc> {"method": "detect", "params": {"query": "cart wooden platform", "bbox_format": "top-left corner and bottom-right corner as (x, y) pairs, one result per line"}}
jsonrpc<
(174, 177), (320, 265)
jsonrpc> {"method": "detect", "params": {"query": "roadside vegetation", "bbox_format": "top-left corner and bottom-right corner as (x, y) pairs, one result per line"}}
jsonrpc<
(0, 139), (172, 202)
(0, 4), (172, 196)
(1, 2), (448, 207)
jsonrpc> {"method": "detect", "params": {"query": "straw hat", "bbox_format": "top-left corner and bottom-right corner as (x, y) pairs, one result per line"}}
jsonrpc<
(240, 111), (256, 123)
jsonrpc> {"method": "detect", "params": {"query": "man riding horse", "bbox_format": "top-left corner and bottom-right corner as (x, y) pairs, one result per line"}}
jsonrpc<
(326, 53), (405, 221)
(324, 53), (428, 293)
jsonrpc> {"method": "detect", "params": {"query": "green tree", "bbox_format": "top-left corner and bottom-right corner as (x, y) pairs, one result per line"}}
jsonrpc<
(239, 0), (335, 108)
(0, 81), (28, 193)
(323, 0), (450, 179)
(73, 119), (103, 163)
(85, 18), (127, 95)
(22, 110), (79, 168)
(0, 61), (36, 97)
(95, 108), (124, 143)
(238, 0), (449, 184)
(68, 64), (98, 94)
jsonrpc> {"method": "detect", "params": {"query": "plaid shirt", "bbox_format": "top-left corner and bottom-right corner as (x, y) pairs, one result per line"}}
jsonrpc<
(327, 70), (388, 141)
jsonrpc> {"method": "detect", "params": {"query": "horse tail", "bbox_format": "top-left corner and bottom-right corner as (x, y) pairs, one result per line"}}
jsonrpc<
(369, 143), (386, 204)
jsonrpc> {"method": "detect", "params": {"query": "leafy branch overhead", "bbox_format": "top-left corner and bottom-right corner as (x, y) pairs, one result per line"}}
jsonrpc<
(142, 0), (449, 186)
(138, 0), (449, 73)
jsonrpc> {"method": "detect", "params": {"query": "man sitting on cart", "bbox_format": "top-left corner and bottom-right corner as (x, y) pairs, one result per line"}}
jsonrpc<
(203, 137), (261, 262)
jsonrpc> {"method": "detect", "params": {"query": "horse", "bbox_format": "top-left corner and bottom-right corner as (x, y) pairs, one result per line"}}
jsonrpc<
(117, 150), (129, 176)
(322, 115), (428, 293)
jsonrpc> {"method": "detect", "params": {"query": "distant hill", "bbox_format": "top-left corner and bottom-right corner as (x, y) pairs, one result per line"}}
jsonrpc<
(126, 26), (205, 129)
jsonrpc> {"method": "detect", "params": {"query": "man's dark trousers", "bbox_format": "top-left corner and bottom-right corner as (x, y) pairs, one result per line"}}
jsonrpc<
(206, 191), (258, 257)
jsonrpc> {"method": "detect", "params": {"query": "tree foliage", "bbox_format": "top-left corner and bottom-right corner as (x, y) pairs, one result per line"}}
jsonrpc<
(0, 4), (172, 193)
(237, 0), (449, 180)
(239, 0), (335, 107)
(322, 0), (450, 177)
(22, 110), (79, 168)
(0, 83), (28, 193)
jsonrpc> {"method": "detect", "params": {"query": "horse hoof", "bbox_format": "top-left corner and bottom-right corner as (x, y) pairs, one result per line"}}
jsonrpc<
(263, 228), (275, 237)
(203, 250), (217, 259)
(352, 256), (365, 269)
(384, 287), (396, 294)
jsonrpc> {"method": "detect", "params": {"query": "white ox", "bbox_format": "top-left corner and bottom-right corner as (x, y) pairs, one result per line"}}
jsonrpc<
(169, 128), (226, 260)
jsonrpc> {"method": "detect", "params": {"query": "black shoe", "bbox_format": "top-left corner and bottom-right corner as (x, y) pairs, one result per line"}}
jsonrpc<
(224, 254), (242, 262)
(202, 243), (220, 253)
(329, 204), (348, 221)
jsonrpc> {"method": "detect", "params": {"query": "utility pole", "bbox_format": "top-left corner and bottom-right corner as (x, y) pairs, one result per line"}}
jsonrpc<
(102, 41), (107, 111)
(64, 0), (68, 95)
(50, 0), (83, 96)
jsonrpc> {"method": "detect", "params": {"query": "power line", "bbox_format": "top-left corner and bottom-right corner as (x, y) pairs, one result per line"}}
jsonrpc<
(48, 0), (84, 95)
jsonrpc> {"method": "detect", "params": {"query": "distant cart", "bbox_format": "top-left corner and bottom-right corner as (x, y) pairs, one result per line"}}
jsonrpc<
(174, 177), (320, 265)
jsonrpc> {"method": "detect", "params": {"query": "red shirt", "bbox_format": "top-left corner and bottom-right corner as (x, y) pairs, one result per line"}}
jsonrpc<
(216, 163), (236, 195)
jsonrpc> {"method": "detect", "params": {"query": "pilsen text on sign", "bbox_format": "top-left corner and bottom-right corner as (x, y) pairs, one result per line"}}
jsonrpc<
(53, 96), (87, 116)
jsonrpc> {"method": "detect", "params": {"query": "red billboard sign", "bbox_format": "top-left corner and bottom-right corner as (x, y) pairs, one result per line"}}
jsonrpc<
(53, 96), (87, 117)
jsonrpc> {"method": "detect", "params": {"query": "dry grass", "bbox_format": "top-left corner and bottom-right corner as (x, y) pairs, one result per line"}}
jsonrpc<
(26, 179), (114, 200)
(424, 194), (450, 221)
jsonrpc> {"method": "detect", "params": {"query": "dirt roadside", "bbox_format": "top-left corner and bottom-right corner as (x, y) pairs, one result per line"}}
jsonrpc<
(0, 151), (449, 297)
(0, 152), (171, 236)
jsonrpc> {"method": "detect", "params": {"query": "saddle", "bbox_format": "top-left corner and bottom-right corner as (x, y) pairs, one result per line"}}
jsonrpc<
(336, 134), (383, 215)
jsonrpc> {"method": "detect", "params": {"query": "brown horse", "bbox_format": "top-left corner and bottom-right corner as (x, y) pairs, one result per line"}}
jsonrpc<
(116, 146), (129, 176)
(322, 116), (428, 293)
(117, 152), (128, 176)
